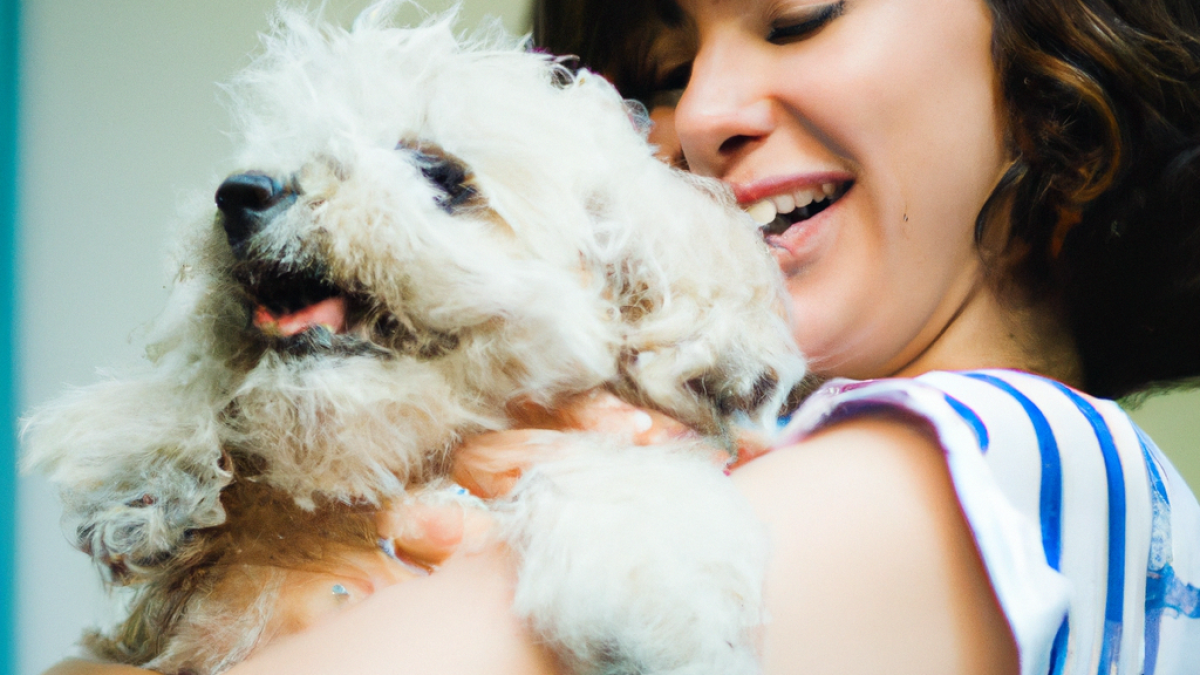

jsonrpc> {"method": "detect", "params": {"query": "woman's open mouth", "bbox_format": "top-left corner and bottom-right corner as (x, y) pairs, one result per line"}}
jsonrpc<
(742, 181), (853, 236)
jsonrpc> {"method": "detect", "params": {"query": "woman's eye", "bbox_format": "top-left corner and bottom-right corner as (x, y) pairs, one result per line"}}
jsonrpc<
(767, 1), (845, 44)
(655, 63), (692, 93)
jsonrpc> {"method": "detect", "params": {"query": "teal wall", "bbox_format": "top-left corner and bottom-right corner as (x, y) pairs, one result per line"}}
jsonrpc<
(1, 0), (17, 671)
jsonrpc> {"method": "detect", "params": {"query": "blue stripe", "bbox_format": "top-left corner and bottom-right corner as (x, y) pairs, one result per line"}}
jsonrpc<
(1049, 618), (1070, 675)
(964, 373), (1063, 570)
(1144, 565), (1200, 618)
(1136, 428), (1200, 673)
(942, 393), (989, 452)
(1135, 427), (1172, 571)
(1143, 608), (1163, 675)
(1137, 428), (1170, 675)
(1047, 383), (1126, 675)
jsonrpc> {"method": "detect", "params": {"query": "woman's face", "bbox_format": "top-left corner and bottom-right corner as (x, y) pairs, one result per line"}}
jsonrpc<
(672, 0), (1007, 379)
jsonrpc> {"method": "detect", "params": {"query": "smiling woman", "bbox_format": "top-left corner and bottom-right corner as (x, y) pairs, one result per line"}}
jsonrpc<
(531, 0), (1200, 673)
(29, 1), (1200, 675)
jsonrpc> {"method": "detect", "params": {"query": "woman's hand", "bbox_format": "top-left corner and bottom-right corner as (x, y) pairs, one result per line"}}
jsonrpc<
(374, 489), (498, 568)
(451, 389), (775, 499)
(384, 389), (775, 569)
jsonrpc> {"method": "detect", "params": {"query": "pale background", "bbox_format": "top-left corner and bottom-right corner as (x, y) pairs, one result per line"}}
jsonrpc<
(16, 2), (1200, 675)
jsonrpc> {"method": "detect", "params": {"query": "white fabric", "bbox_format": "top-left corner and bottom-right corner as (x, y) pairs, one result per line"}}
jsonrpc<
(779, 369), (1200, 675)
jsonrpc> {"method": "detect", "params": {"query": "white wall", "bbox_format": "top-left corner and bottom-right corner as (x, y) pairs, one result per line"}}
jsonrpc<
(17, 2), (1200, 675)
(17, 2), (531, 674)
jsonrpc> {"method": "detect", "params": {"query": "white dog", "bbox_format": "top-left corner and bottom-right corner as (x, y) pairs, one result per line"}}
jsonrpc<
(24, 4), (807, 674)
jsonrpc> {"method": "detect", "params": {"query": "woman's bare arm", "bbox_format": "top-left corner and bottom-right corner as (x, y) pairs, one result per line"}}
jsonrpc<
(41, 542), (557, 675)
(228, 413), (1016, 675)
(44, 412), (1016, 675)
(225, 546), (558, 675)
(735, 415), (1018, 675)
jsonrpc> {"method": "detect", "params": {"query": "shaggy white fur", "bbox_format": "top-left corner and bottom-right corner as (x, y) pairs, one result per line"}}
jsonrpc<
(23, 3), (805, 674)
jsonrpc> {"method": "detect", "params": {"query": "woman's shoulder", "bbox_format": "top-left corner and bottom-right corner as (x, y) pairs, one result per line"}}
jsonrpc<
(780, 368), (1156, 486)
(770, 368), (1200, 675)
(731, 414), (1021, 675)
(783, 369), (1119, 446)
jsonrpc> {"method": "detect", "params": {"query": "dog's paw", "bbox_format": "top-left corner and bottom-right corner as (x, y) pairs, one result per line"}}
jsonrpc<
(499, 440), (766, 675)
(617, 334), (806, 439)
(68, 461), (229, 582)
(22, 376), (231, 580)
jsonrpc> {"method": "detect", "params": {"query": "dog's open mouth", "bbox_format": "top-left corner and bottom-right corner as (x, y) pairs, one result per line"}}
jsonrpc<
(232, 263), (377, 357)
(233, 262), (458, 359)
(239, 266), (349, 338)
(252, 283), (347, 338)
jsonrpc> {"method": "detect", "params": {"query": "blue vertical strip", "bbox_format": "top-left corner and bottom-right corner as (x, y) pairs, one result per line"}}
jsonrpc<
(0, 0), (16, 673)
(942, 393), (990, 452)
(964, 373), (1063, 570)
(1049, 383), (1126, 675)
(1137, 429), (1170, 675)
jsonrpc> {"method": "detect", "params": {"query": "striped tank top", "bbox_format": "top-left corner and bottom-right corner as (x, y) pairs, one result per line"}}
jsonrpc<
(779, 369), (1200, 675)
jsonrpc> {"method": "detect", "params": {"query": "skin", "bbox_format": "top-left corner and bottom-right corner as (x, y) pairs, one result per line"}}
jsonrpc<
(50, 0), (1079, 673)
(677, 0), (1021, 380)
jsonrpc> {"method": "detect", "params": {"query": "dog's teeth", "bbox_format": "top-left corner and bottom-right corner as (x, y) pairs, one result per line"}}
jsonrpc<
(745, 199), (777, 226)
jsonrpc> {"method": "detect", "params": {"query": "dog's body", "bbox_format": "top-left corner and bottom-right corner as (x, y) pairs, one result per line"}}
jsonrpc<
(24, 5), (805, 674)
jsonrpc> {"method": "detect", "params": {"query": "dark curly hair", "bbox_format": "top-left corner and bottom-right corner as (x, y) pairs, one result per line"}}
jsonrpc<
(533, 0), (1200, 398)
(982, 0), (1200, 397)
(532, 0), (690, 107)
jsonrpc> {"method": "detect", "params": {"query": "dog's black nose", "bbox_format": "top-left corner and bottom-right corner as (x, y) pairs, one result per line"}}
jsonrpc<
(215, 172), (293, 255)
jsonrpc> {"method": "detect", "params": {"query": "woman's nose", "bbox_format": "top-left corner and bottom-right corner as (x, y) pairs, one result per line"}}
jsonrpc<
(674, 38), (775, 178)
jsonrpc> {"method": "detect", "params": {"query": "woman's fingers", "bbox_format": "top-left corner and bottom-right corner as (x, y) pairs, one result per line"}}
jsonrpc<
(376, 494), (497, 568)
(512, 390), (696, 443)
(557, 391), (694, 444)
(454, 391), (710, 499)
(728, 427), (775, 471)
(452, 429), (572, 498)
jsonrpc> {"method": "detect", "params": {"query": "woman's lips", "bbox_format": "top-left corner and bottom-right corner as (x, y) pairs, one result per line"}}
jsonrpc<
(732, 171), (854, 205)
(763, 199), (841, 273)
(732, 173), (854, 273)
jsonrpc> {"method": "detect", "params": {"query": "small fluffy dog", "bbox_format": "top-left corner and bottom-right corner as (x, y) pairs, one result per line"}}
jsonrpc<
(24, 4), (807, 674)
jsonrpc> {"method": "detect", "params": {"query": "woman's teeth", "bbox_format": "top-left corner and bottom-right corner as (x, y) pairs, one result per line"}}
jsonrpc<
(745, 183), (839, 227)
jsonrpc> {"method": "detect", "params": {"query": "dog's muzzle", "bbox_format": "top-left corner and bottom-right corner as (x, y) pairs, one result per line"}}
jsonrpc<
(216, 172), (297, 258)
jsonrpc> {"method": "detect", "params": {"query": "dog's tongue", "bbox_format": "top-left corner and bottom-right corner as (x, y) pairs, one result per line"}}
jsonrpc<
(254, 297), (347, 337)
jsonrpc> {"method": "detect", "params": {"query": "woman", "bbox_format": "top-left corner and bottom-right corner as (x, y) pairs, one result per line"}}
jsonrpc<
(52, 0), (1200, 673)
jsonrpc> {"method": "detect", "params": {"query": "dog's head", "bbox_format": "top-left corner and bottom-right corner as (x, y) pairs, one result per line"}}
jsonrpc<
(156, 10), (683, 503)
(25, 3), (806, 574)
(207, 10), (650, 391)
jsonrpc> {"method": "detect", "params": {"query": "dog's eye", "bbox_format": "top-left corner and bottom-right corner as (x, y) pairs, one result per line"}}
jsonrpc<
(400, 143), (477, 213)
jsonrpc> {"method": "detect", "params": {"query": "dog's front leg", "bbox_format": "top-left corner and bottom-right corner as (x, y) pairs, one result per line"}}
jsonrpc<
(498, 439), (767, 675)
